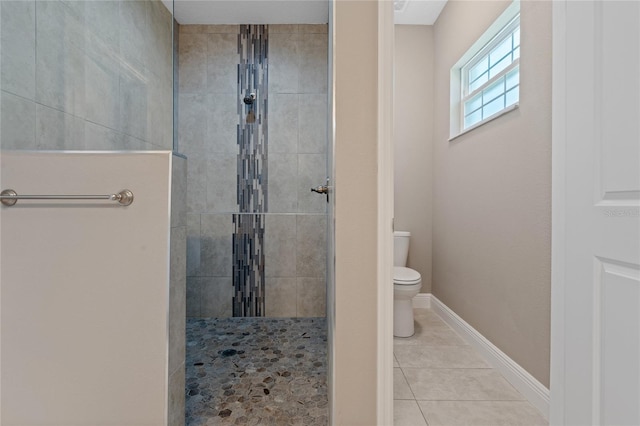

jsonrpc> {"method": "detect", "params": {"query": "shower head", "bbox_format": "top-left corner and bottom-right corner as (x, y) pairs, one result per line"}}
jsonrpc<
(243, 93), (256, 105)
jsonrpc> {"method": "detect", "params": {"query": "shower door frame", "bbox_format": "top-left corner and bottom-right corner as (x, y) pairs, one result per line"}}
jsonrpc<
(375, 1), (395, 424)
(327, 0), (336, 422)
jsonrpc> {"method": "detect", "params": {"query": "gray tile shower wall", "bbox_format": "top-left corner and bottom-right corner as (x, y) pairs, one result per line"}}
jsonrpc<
(0, 0), (174, 151)
(179, 24), (328, 319)
(169, 154), (187, 426)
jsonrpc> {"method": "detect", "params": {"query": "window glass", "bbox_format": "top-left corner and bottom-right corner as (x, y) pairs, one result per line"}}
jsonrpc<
(483, 96), (505, 118)
(489, 37), (512, 67)
(460, 14), (520, 130)
(505, 87), (519, 107)
(484, 78), (505, 102)
(465, 93), (483, 113)
(469, 58), (489, 82)
(506, 67), (519, 90)
(464, 110), (482, 128)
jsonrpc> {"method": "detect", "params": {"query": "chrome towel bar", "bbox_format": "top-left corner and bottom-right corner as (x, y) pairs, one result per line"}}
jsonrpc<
(0, 189), (134, 206)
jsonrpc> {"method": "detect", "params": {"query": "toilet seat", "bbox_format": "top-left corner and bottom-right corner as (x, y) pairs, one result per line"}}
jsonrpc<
(393, 266), (421, 285)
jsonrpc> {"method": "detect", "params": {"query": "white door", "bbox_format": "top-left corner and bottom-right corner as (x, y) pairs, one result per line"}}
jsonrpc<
(551, 1), (640, 425)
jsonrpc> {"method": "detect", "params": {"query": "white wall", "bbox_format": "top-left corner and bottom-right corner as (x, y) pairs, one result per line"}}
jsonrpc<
(394, 25), (434, 293)
(0, 151), (174, 424)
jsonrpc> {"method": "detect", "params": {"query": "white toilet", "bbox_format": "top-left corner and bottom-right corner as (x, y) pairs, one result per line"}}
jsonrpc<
(394, 231), (422, 337)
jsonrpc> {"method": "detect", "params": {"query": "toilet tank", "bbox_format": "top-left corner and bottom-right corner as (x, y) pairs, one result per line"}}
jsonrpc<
(394, 231), (411, 267)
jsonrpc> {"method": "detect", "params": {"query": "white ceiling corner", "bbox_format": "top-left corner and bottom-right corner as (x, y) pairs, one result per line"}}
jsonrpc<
(165, 0), (445, 26)
(170, 0), (329, 25)
(394, 0), (447, 25)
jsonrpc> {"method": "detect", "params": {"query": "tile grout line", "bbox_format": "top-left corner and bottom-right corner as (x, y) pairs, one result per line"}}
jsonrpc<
(415, 398), (432, 426)
(399, 364), (420, 402)
(395, 308), (534, 426)
(414, 399), (531, 402)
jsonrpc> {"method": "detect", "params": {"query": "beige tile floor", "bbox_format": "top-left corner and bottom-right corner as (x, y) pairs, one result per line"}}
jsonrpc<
(394, 308), (548, 426)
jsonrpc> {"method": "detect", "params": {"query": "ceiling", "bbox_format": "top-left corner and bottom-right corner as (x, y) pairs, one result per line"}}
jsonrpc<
(394, 0), (447, 25)
(168, 0), (446, 25)
(171, 0), (329, 25)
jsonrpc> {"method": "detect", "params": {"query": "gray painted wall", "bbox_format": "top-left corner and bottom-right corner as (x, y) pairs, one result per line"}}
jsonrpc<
(394, 0), (552, 388)
(394, 25), (434, 293)
(432, 0), (552, 386)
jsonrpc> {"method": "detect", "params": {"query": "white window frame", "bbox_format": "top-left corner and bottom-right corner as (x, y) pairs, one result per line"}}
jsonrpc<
(461, 15), (520, 126)
(449, 1), (521, 140)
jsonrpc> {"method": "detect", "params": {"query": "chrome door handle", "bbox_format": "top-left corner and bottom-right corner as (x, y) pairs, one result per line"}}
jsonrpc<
(311, 178), (330, 203)
(311, 185), (328, 194)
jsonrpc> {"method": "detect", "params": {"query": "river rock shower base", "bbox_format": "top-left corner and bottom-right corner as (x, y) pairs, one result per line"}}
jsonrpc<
(185, 317), (328, 425)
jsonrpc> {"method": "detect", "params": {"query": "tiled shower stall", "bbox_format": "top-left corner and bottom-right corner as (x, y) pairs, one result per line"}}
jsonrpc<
(178, 24), (329, 319)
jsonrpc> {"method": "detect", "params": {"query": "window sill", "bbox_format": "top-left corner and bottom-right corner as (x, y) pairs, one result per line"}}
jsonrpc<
(449, 103), (519, 142)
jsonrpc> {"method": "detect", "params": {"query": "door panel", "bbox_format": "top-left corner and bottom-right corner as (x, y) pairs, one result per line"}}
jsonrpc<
(552, 1), (640, 424)
(598, 258), (640, 424)
(600, 3), (640, 201)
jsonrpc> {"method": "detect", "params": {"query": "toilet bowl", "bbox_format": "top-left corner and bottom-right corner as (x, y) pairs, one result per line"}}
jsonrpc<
(394, 266), (422, 337)
(393, 231), (422, 337)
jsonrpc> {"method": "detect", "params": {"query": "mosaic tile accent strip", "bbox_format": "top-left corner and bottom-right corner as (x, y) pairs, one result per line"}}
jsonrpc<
(233, 25), (269, 317)
(232, 214), (266, 317)
(185, 317), (328, 425)
(237, 24), (268, 214)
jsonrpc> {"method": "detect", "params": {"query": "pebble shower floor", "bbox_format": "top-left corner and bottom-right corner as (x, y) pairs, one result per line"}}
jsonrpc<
(185, 317), (328, 425)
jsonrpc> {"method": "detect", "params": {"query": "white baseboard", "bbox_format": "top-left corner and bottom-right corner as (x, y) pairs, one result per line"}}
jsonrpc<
(411, 293), (432, 309)
(420, 293), (550, 420)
